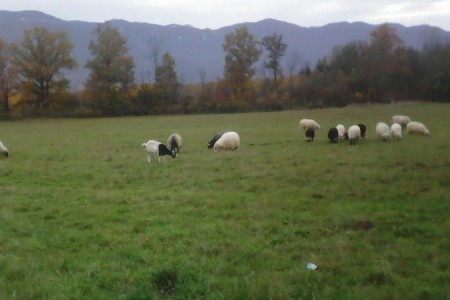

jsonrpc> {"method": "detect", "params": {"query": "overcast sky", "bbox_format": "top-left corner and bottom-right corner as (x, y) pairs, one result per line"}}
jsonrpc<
(1, 0), (449, 30)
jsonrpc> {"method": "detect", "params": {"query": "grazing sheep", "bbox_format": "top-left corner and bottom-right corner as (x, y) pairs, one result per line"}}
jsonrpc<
(328, 127), (339, 143)
(213, 131), (240, 152)
(347, 125), (361, 145)
(406, 121), (430, 136)
(376, 122), (391, 141)
(0, 140), (8, 157)
(358, 123), (367, 139)
(390, 123), (402, 140)
(207, 133), (224, 149)
(336, 124), (345, 141)
(305, 128), (315, 142)
(343, 132), (349, 141)
(141, 140), (176, 163)
(392, 115), (411, 129)
(299, 119), (320, 131)
(167, 133), (182, 154)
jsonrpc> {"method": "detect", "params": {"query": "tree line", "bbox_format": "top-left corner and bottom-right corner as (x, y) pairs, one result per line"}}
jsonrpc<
(0, 23), (449, 119)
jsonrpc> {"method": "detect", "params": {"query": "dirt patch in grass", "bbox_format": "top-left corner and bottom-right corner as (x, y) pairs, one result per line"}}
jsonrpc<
(355, 220), (374, 231)
(366, 272), (392, 285)
(342, 220), (374, 232)
(311, 193), (324, 199)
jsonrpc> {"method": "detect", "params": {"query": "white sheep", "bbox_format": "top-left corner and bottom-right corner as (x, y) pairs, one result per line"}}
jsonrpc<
(376, 122), (391, 141)
(141, 140), (176, 163)
(299, 119), (320, 131)
(336, 124), (345, 141)
(390, 123), (402, 140)
(406, 121), (430, 136)
(167, 133), (182, 154)
(347, 125), (361, 145)
(212, 131), (240, 152)
(0, 140), (8, 157)
(392, 115), (411, 129)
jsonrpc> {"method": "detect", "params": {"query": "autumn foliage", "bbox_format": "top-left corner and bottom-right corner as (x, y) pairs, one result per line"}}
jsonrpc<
(1, 23), (450, 119)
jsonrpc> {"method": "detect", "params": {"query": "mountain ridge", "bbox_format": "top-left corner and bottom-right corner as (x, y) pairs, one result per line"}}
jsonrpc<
(1, 10), (450, 90)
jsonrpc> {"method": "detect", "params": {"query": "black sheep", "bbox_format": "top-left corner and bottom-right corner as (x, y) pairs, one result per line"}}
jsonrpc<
(328, 127), (339, 143)
(305, 128), (315, 142)
(358, 123), (367, 139)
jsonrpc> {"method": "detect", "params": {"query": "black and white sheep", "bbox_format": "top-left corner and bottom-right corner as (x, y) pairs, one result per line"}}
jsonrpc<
(390, 123), (402, 140)
(336, 124), (345, 141)
(376, 122), (391, 141)
(347, 125), (361, 145)
(167, 133), (182, 154)
(358, 123), (367, 139)
(305, 128), (315, 142)
(0, 140), (8, 157)
(392, 115), (411, 129)
(211, 131), (240, 152)
(328, 127), (339, 143)
(299, 119), (320, 131)
(406, 121), (430, 135)
(141, 140), (176, 163)
(207, 133), (224, 149)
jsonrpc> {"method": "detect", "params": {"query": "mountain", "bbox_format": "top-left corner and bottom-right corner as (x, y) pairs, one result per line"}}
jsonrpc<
(1, 10), (450, 90)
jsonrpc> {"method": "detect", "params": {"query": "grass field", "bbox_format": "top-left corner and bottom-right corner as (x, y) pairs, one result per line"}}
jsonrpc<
(0, 103), (449, 299)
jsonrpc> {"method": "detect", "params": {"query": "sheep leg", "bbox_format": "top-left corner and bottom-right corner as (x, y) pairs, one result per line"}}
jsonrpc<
(147, 153), (151, 163)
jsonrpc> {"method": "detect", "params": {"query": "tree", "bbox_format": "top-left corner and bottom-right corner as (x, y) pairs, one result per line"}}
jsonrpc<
(0, 38), (17, 115)
(361, 24), (409, 102)
(328, 41), (367, 103)
(85, 22), (135, 115)
(10, 27), (76, 111)
(223, 27), (261, 100)
(329, 42), (366, 77)
(261, 33), (287, 91)
(420, 43), (450, 102)
(155, 52), (179, 105)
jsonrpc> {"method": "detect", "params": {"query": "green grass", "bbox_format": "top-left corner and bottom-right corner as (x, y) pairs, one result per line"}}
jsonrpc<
(0, 103), (449, 299)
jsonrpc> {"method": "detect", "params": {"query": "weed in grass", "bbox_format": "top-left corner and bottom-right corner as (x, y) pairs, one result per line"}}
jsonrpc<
(152, 269), (179, 296)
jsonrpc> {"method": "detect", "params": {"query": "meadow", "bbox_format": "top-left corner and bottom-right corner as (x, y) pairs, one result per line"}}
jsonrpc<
(0, 103), (449, 299)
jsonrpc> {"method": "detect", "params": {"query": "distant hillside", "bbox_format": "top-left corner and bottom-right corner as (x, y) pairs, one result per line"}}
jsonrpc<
(1, 10), (450, 90)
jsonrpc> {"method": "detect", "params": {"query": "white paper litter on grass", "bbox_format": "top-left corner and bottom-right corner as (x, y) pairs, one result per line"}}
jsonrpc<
(306, 262), (318, 270)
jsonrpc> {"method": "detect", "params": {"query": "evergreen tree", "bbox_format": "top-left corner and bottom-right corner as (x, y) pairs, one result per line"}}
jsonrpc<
(85, 22), (135, 115)
(155, 52), (178, 105)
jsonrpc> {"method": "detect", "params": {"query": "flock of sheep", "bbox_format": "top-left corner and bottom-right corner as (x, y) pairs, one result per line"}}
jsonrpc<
(138, 114), (429, 163)
(141, 131), (240, 163)
(0, 114), (430, 163)
(0, 130), (241, 163)
(299, 115), (430, 145)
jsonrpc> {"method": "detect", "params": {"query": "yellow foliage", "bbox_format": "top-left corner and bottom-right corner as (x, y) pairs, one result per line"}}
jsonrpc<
(354, 92), (365, 102)
(9, 93), (22, 105)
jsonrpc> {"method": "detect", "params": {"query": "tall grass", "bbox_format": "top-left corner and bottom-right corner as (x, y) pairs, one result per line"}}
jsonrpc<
(0, 103), (449, 299)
